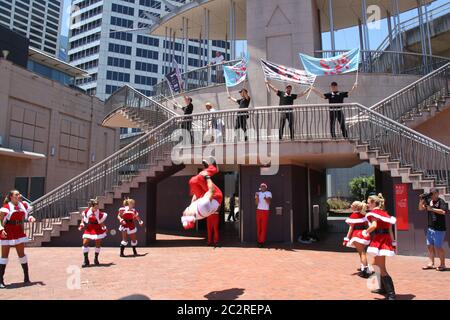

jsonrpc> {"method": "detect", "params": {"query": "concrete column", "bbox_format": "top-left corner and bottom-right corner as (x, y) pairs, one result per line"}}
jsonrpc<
(246, 0), (321, 107)
(164, 26), (168, 75)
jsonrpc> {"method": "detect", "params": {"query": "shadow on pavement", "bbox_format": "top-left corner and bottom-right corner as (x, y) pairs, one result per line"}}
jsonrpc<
(6, 281), (46, 289)
(118, 294), (151, 300)
(204, 288), (245, 300)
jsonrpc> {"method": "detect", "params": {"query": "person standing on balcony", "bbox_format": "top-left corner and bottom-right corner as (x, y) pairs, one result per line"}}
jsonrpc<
(255, 183), (272, 248)
(364, 194), (397, 300)
(419, 188), (447, 272)
(118, 198), (144, 257)
(0, 190), (36, 288)
(205, 102), (224, 143)
(229, 89), (251, 142)
(210, 51), (225, 83)
(79, 199), (107, 268)
(174, 95), (194, 144)
(266, 81), (310, 140)
(310, 82), (357, 138)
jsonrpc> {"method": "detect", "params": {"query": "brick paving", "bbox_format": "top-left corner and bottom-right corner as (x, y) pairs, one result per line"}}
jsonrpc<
(0, 233), (449, 300)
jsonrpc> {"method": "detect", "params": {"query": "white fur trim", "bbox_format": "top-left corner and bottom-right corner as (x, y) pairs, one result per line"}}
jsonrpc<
(345, 218), (367, 224)
(118, 225), (138, 235)
(95, 247), (101, 253)
(347, 237), (371, 248)
(0, 208), (9, 214)
(97, 212), (107, 224)
(392, 241), (397, 247)
(121, 241), (128, 246)
(82, 233), (107, 240)
(0, 236), (28, 246)
(367, 247), (396, 257)
(365, 212), (396, 225)
(362, 230), (369, 238)
(344, 237), (350, 242)
(19, 255), (28, 264)
(82, 246), (89, 253)
(131, 240), (138, 246)
(0, 258), (8, 265)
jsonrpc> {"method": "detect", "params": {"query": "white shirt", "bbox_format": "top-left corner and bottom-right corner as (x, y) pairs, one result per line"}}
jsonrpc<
(211, 55), (224, 65)
(256, 191), (272, 211)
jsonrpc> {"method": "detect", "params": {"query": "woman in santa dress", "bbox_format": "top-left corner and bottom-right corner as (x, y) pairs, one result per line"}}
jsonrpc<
(78, 199), (107, 267)
(343, 201), (371, 278)
(118, 198), (144, 257)
(0, 190), (36, 288)
(182, 159), (222, 230)
(363, 193), (397, 300)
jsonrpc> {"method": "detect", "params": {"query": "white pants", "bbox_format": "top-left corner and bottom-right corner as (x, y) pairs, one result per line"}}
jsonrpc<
(182, 195), (220, 224)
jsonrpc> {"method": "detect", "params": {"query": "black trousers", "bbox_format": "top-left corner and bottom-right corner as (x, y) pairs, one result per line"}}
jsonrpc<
(329, 109), (348, 138)
(235, 115), (248, 140)
(279, 111), (294, 140)
(181, 120), (193, 143)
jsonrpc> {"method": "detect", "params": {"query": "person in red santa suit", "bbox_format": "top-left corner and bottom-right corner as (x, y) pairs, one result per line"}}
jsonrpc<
(0, 190), (36, 288)
(363, 193), (397, 300)
(118, 198), (144, 257)
(78, 199), (107, 267)
(343, 201), (371, 278)
(182, 158), (223, 231)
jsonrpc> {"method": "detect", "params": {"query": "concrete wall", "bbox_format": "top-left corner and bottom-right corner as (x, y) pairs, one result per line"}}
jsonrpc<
(165, 73), (421, 114)
(414, 104), (450, 147)
(0, 59), (119, 198)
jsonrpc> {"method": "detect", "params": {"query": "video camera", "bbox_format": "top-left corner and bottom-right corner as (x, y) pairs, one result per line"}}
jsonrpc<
(419, 192), (432, 204)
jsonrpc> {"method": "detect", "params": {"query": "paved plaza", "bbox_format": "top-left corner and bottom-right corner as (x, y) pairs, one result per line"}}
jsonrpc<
(0, 233), (449, 300)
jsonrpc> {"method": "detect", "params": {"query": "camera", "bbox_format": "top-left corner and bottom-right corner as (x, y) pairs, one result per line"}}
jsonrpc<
(419, 192), (432, 204)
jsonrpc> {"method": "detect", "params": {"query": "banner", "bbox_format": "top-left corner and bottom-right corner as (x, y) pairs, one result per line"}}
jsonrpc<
(394, 183), (409, 231)
(260, 59), (316, 86)
(165, 70), (182, 94)
(299, 48), (360, 76)
(223, 58), (248, 87)
(173, 59), (183, 89)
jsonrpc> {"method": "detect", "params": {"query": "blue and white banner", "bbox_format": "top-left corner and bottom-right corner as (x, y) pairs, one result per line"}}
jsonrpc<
(299, 48), (360, 76)
(223, 58), (248, 88)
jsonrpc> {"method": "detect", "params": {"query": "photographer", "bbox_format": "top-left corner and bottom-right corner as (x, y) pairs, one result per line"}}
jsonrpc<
(418, 188), (447, 272)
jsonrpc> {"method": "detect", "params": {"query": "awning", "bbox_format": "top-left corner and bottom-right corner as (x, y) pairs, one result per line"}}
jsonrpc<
(0, 147), (46, 160)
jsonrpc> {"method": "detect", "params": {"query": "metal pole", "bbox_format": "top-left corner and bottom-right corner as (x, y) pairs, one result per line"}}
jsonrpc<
(386, 10), (396, 74)
(164, 27), (168, 76)
(184, 18), (189, 87)
(424, 2), (433, 69)
(328, 0), (335, 51)
(361, 0), (371, 71)
(417, 0), (428, 73)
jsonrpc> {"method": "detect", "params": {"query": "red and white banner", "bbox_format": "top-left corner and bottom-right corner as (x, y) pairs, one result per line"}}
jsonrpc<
(394, 183), (409, 231)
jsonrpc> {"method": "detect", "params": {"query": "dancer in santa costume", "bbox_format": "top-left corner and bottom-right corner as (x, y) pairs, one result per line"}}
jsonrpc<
(182, 158), (222, 230)
(343, 201), (371, 278)
(118, 198), (144, 257)
(364, 194), (397, 300)
(79, 199), (107, 267)
(0, 190), (36, 288)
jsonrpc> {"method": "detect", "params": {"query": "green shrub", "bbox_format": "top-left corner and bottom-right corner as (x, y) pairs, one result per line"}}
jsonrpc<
(349, 175), (375, 201)
(327, 198), (351, 210)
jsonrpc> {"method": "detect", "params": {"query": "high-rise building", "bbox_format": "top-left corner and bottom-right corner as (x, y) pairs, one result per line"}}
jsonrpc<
(0, 0), (63, 56)
(67, 0), (230, 100)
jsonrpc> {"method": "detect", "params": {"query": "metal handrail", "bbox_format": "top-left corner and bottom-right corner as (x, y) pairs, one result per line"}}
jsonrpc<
(153, 59), (242, 98)
(376, 2), (450, 53)
(370, 62), (450, 119)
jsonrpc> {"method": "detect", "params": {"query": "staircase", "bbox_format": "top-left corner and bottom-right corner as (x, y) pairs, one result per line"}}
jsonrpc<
(26, 66), (450, 246)
(102, 85), (178, 132)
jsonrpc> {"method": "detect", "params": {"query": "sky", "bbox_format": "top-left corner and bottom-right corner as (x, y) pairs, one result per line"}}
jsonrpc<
(60, 0), (448, 53)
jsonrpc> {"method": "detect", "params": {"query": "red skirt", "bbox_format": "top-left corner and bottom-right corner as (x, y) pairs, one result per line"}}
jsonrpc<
(0, 224), (28, 246)
(367, 234), (395, 256)
(83, 224), (107, 240)
(119, 221), (137, 235)
(346, 230), (371, 248)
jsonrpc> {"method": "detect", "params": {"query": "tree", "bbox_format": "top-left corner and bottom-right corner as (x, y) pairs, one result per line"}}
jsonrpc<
(349, 175), (375, 201)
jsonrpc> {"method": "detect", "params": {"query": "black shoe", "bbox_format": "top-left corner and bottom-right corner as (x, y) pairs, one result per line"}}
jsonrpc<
(0, 264), (6, 289)
(383, 275), (396, 300)
(21, 263), (30, 283)
(82, 253), (90, 268)
(358, 268), (371, 279)
(94, 253), (100, 265)
(120, 245), (125, 257)
(132, 246), (138, 256)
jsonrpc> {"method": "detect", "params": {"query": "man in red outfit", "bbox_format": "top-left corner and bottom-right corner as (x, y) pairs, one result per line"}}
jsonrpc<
(207, 213), (220, 247)
(255, 183), (272, 248)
